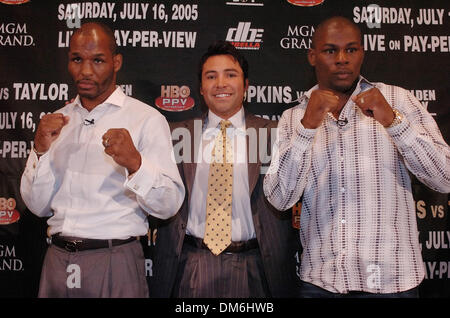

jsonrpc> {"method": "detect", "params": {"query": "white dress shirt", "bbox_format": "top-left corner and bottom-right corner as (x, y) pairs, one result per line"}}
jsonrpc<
(264, 77), (450, 293)
(187, 107), (256, 241)
(20, 87), (185, 240)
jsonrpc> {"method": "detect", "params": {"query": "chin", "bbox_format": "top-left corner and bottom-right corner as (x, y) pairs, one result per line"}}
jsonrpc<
(333, 81), (358, 94)
(78, 91), (98, 99)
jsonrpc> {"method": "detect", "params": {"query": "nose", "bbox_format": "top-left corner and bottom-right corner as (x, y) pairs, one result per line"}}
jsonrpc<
(80, 60), (93, 77)
(336, 50), (349, 65)
(215, 74), (227, 88)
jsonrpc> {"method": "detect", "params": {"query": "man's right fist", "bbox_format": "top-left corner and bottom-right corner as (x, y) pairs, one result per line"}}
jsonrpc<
(301, 90), (340, 129)
(34, 113), (70, 153)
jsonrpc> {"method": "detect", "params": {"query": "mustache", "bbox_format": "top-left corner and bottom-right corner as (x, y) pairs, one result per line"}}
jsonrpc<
(76, 79), (97, 85)
(333, 70), (352, 75)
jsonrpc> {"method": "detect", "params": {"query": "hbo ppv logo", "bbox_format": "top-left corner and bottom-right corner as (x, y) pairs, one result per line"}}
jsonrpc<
(155, 85), (195, 112)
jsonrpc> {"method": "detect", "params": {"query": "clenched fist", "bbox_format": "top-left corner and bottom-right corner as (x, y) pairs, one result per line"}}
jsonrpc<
(34, 113), (70, 154)
(102, 128), (141, 174)
(301, 90), (340, 129)
(352, 88), (395, 127)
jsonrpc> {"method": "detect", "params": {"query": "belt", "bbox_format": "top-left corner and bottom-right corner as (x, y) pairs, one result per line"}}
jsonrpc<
(184, 234), (258, 254)
(51, 234), (137, 252)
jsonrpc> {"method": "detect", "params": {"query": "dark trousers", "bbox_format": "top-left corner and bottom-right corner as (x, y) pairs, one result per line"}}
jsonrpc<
(299, 280), (419, 298)
(172, 240), (270, 298)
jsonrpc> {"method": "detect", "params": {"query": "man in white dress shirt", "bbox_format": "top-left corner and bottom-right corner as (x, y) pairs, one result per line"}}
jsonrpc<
(20, 22), (185, 297)
(264, 16), (450, 297)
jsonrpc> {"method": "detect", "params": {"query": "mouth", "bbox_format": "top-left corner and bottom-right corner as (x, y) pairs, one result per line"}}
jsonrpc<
(333, 70), (352, 80)
(77, 80), (96, 90)
(214, 93), (232, 98)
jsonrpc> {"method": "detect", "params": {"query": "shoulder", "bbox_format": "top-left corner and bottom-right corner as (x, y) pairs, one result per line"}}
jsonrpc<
(245, 112), (278, 129)
(169, 119), (190, 132)
(374, 82), (421, 112)
(168, 117), (201, 132)
(278, 100), (307, 126)
(374, 82), (414, 99)
(124, 96), (164, 118)
(53, 103), (75, 116)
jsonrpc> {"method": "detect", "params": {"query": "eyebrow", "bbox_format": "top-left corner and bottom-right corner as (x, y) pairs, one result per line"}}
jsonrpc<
(322, 41), (360, 47)
(69, 52), (107, 57)
(204, 68), (240, 74)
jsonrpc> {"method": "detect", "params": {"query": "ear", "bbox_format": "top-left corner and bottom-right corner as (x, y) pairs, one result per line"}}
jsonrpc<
(244, 78), (249, 91)
(307, 48), (316, 67)
(113, 54), (123, 72)
(200, 84), (204, 96)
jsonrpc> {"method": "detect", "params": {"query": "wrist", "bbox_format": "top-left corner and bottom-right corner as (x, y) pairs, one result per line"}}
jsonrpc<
(33, 145), (47, 156)
(385, 109), (403, 128)
(127, 154), (142, 175)
(301, 115), (321, 129)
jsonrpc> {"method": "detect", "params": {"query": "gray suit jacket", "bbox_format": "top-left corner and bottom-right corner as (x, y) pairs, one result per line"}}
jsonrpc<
(149, 111), (300, 297)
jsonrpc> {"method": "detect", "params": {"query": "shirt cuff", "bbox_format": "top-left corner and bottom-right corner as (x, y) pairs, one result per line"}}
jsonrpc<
(24, 149), (50, 180)
(386, 116), (415, 148)
(124, 156), (158, 197)
(292, 121), (316, 152)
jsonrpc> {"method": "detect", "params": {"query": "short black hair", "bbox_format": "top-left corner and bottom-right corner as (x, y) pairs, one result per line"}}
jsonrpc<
(198, 40), (249, 84)
(311, 16), (362, 49)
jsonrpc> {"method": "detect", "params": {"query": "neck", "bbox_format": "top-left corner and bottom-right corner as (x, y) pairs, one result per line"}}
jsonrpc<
(210, 106), (242, 120)
(331, 95), (350, 119)
(321, 80), (358, 119)
(80, 85), (116, 112)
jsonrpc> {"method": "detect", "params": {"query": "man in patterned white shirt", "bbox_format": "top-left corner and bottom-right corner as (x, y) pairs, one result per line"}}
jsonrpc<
(264, 16), (450, 297)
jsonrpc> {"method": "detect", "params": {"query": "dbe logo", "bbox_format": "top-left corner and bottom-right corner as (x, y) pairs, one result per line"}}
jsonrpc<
(226, 22), (264, 50)
(0, 198), (20, 225)
(287, 0), (324, 6)
(155, 85), (195, 112)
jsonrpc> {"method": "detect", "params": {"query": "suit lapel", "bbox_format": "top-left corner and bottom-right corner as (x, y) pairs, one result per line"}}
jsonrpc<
(183, 115), (205, 201)
(245, 111), (263, 195)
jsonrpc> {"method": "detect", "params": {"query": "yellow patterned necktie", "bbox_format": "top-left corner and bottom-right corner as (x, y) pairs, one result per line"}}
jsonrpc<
(203, 120), (233, 255)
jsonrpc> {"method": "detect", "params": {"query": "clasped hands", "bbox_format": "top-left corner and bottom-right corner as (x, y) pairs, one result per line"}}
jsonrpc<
(301, 87), (395, 129)
(34, 114), (141, 174)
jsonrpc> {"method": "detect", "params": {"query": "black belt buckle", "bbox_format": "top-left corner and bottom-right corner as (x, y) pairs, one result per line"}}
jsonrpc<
(64, 240), (82, 252)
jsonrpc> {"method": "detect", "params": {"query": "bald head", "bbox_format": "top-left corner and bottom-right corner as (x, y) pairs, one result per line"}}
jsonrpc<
(68, 21), (122, 111)
(70, 22), (117, 55)
(312, 16), (362, 49)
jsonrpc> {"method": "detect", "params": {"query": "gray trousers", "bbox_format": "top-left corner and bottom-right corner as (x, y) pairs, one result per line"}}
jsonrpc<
(172, 241), (270, 298)
(38, 240), (149, 298)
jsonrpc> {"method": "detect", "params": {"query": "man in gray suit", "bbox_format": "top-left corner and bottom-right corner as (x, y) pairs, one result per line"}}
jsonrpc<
(149, 41), (299, 297)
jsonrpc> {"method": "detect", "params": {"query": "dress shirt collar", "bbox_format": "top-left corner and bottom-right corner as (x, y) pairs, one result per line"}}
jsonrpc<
(72, 86), (126, 112)
(205, 107), (246, 137)
(301, 75), (375, 121)
(302, 75), (374, 101)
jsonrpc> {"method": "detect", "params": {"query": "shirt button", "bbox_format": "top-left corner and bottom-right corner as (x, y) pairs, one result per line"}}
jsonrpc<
(133, 184), (140, 191)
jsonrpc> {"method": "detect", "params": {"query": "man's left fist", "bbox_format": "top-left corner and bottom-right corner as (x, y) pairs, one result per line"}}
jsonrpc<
(352, 88), (395, 127)
(102, 128), (141, 174)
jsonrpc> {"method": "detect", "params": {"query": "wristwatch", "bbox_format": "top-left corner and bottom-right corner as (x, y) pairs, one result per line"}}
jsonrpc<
(387, 109), (403, 128)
